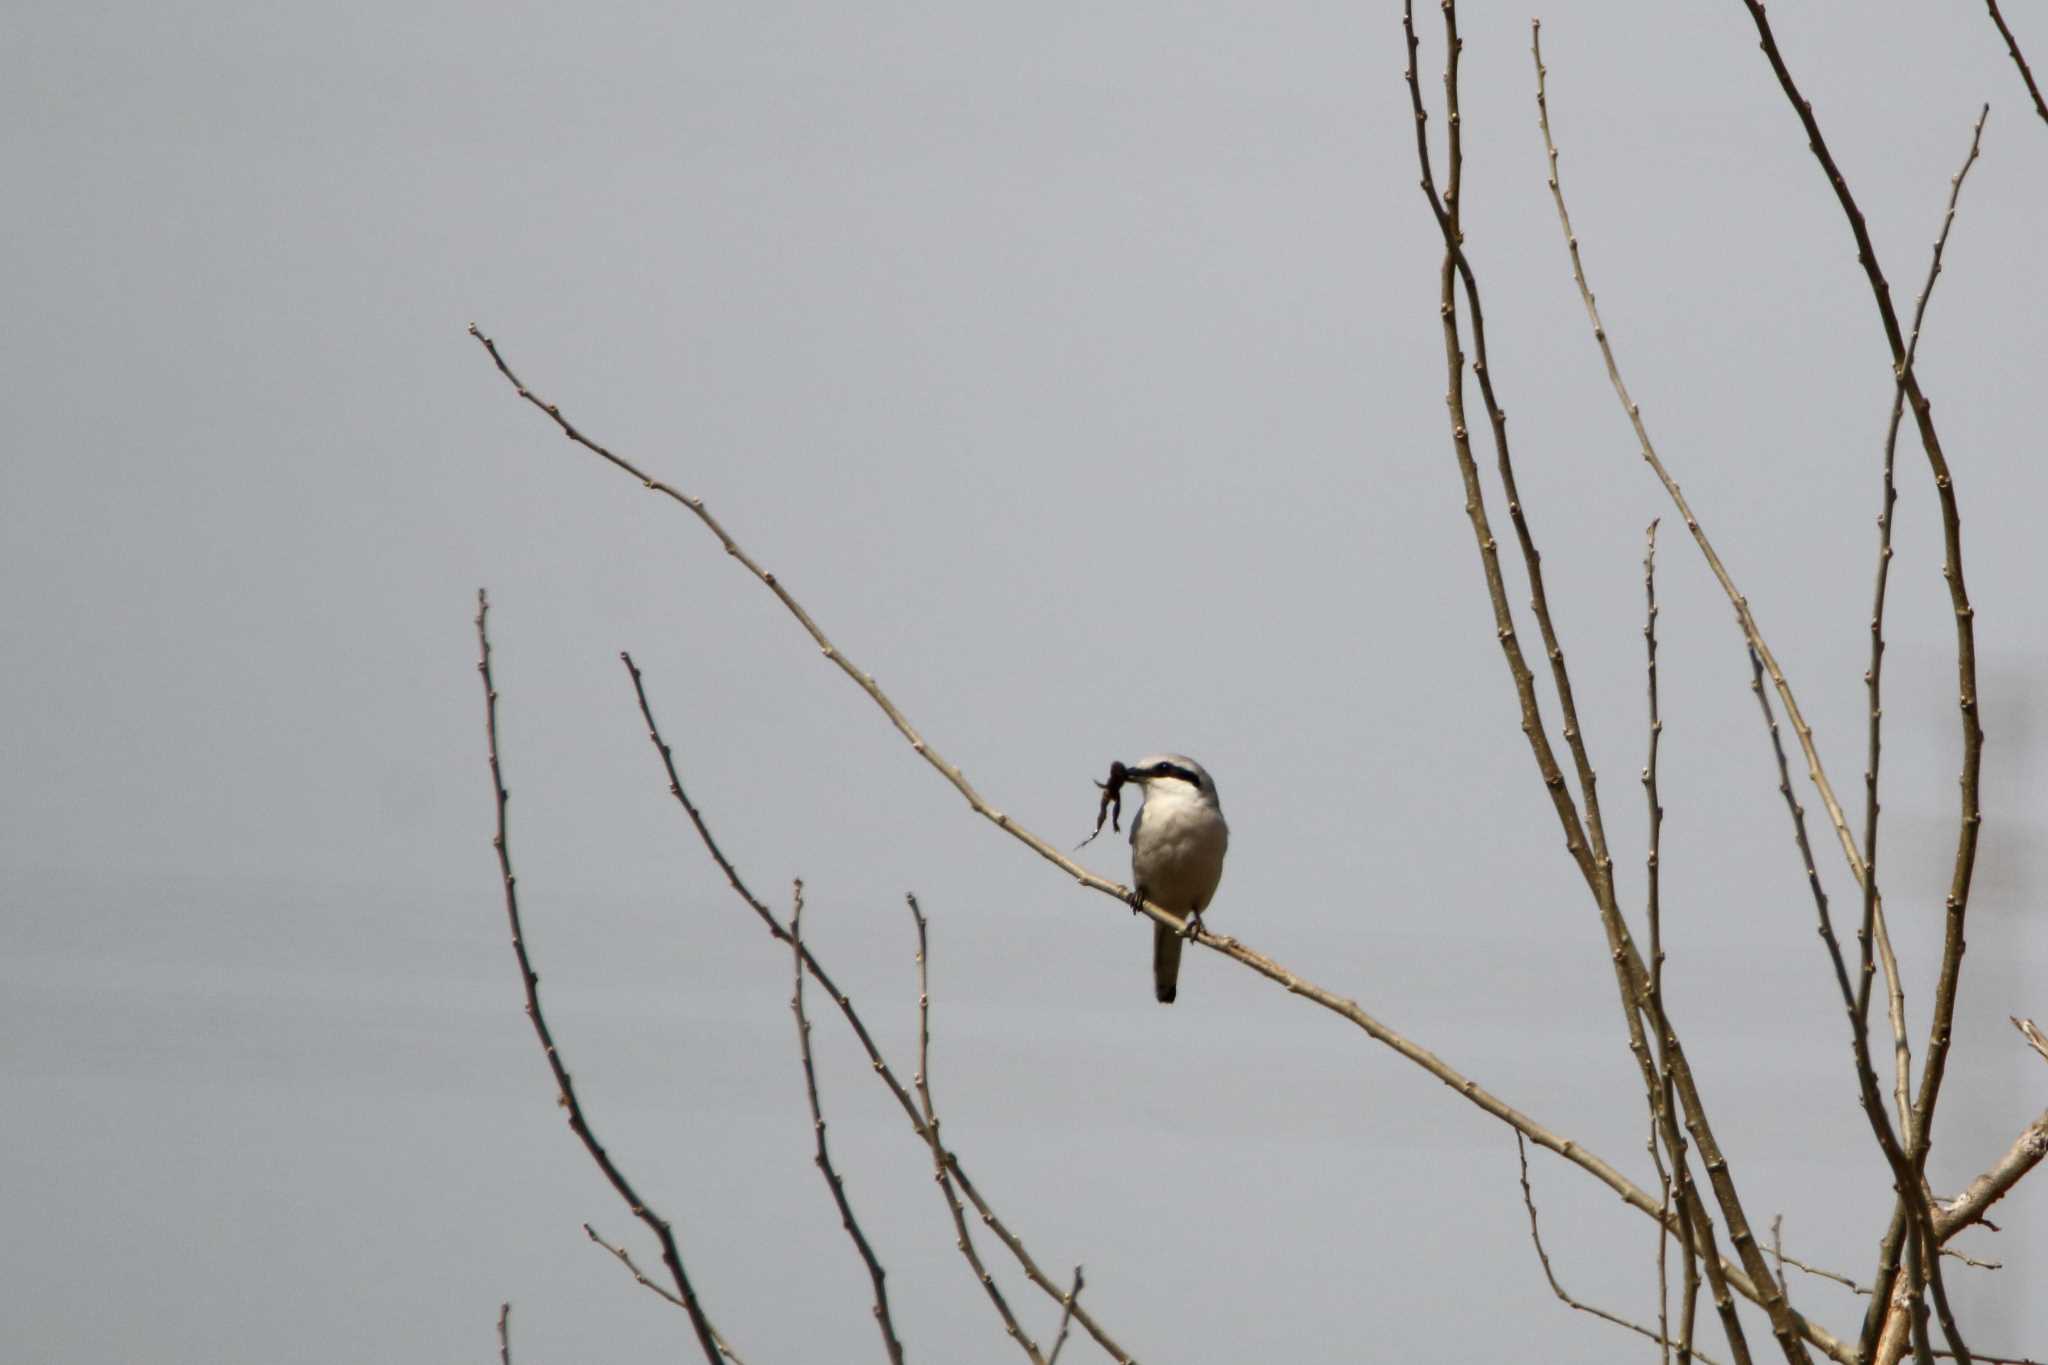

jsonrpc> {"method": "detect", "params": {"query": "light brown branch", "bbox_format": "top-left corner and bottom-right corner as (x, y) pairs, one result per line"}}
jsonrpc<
(477, 337), (1854, 1365)
(1934, 1109), (2048, 1240)
(473, 591), (727, 1365)
(1524, 29), (1812, 1364)
(618, 652), (1137, 1365)
(909, 896), (1044, 1364)
(583, 1224), (751, 1362)
(2013, 1017), (2048, 1065)
(1643, 520), (1697, 1365)
(1778, 1249), (1869, 1298)
(790, 882), (906, 1365)
(497, 1302), (512, 1365)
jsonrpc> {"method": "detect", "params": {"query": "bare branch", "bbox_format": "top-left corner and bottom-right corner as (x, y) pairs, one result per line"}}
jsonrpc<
(1525, 28), (1814, 1364)
(1046, 1267), (1084, 1365)
(1778, 1250), (1869, 1298)
(475, 338), (1855, 1365)
(1733, 6), (1987, 1210)
(498, 1302), (512, 1365)
(790, 882), (906, 1365)
(909, 896), (1045, 1364)
(1642, 520), (1697, 1365)
(1516, 1134), (1727, 1365)
(618, 652), (1138, 1365)
(1983, 0), (2048, 126)
(583, 1225), (753, 1364)
(473, 591), (727, 1365)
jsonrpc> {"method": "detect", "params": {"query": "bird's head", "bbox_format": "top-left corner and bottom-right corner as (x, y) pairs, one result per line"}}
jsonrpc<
(1122, 754), (1219, 802)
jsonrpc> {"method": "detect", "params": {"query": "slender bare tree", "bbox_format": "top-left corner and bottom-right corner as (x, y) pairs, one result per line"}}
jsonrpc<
(471, 5), (2046, 1361)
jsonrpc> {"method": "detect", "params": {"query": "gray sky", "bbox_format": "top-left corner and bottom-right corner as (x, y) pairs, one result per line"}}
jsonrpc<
(5, 2), (2044, 1360)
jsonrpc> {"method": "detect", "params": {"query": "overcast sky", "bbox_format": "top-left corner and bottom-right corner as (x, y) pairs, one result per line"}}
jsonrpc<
(5, 2), (2044, 1361)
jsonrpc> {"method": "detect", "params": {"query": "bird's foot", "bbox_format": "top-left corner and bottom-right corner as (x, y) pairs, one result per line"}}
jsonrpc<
(1126, 888), (1144, 915)
(1181, 910), (1205, 940)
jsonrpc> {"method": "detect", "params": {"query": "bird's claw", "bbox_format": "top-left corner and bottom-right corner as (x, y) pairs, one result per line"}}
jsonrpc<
(1181, 911), (1205, 940)
(1126, 888), (1144, 915)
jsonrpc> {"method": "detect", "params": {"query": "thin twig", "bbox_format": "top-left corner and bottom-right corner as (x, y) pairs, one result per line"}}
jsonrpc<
(498, 1302), (512, 1365)
(1745, 634), (1963, 1365)
(477, 339), (1855, 1365)
(1643, 520), (1694, 1365)
(909, 896), (1045, 1364)
(1772, 1216), (1790, 1304)
(1848, 103), (1993, 1364)
(1529, 21), (1917, 1110)
(1046, 1267), (1084, 1365)
(1516, 1134), (1727, 1365)
(1864, 103), (1991, 1135)
(1525, 28), (1809, 1365)
(1780, 1250), (1869, 1297)
(473, 591), (726, 1365)
(1736, 5), (1987, 1244)
(617, 652), (1137, 1365)
(1984, 0), (2048, 126)
(2014, 1017), (2048, 1065)
(1941, 1248), (2001, 1273)
(582, 1226), (754, 1364)
(790, 881), (907, 1365)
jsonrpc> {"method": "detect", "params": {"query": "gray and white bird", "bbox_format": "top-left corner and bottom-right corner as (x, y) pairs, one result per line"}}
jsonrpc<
(1124, 754), (1230, 1004)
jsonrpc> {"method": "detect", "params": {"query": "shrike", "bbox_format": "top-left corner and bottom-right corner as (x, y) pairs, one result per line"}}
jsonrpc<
(1124, 754), (1230, 1004)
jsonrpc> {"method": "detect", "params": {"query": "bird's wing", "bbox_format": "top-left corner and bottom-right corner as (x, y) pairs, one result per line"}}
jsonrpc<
(1128, 796), (1145, 849)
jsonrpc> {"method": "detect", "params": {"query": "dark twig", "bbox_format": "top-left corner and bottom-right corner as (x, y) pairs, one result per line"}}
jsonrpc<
(1746, 636), (1963, 1365)
(1046, 1267), (1085, 1365)
(1863, 103), (1990, 1132)
(498, 1302), (512, 1365)
(1643, 520), (1697, 1365)
(618, 653), (1136, 1365)
(1984, 0), (2048, 126)
(909, 896), (1045, 1364)
(1852, 111), (1993, 1363)
(1735, 8), (1987, 1235)
(790, 882), (906, 1365)
(1516, 1134), (1727, 1365)
(473, 592), (726, 1365)
(478, 339), (1852, 1365)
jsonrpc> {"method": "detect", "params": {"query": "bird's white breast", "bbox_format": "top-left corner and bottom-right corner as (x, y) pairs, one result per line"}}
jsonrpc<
(1132, 787), (1229, 915)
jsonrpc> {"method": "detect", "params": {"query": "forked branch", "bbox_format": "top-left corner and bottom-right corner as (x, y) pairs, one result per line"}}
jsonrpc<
(790, 881), (906, 1365)
(476, 333), (1852, 1362)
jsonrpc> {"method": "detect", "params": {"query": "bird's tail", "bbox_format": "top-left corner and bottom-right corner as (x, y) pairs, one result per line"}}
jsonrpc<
(1152, 921), (1183, 1004)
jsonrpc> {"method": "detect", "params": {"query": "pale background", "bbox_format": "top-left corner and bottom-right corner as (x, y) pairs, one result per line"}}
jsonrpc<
(4, 2), (2044, 1361)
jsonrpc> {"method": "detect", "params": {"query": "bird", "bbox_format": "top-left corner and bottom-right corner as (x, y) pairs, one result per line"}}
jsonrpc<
(1124, 754), (1230, 1004)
